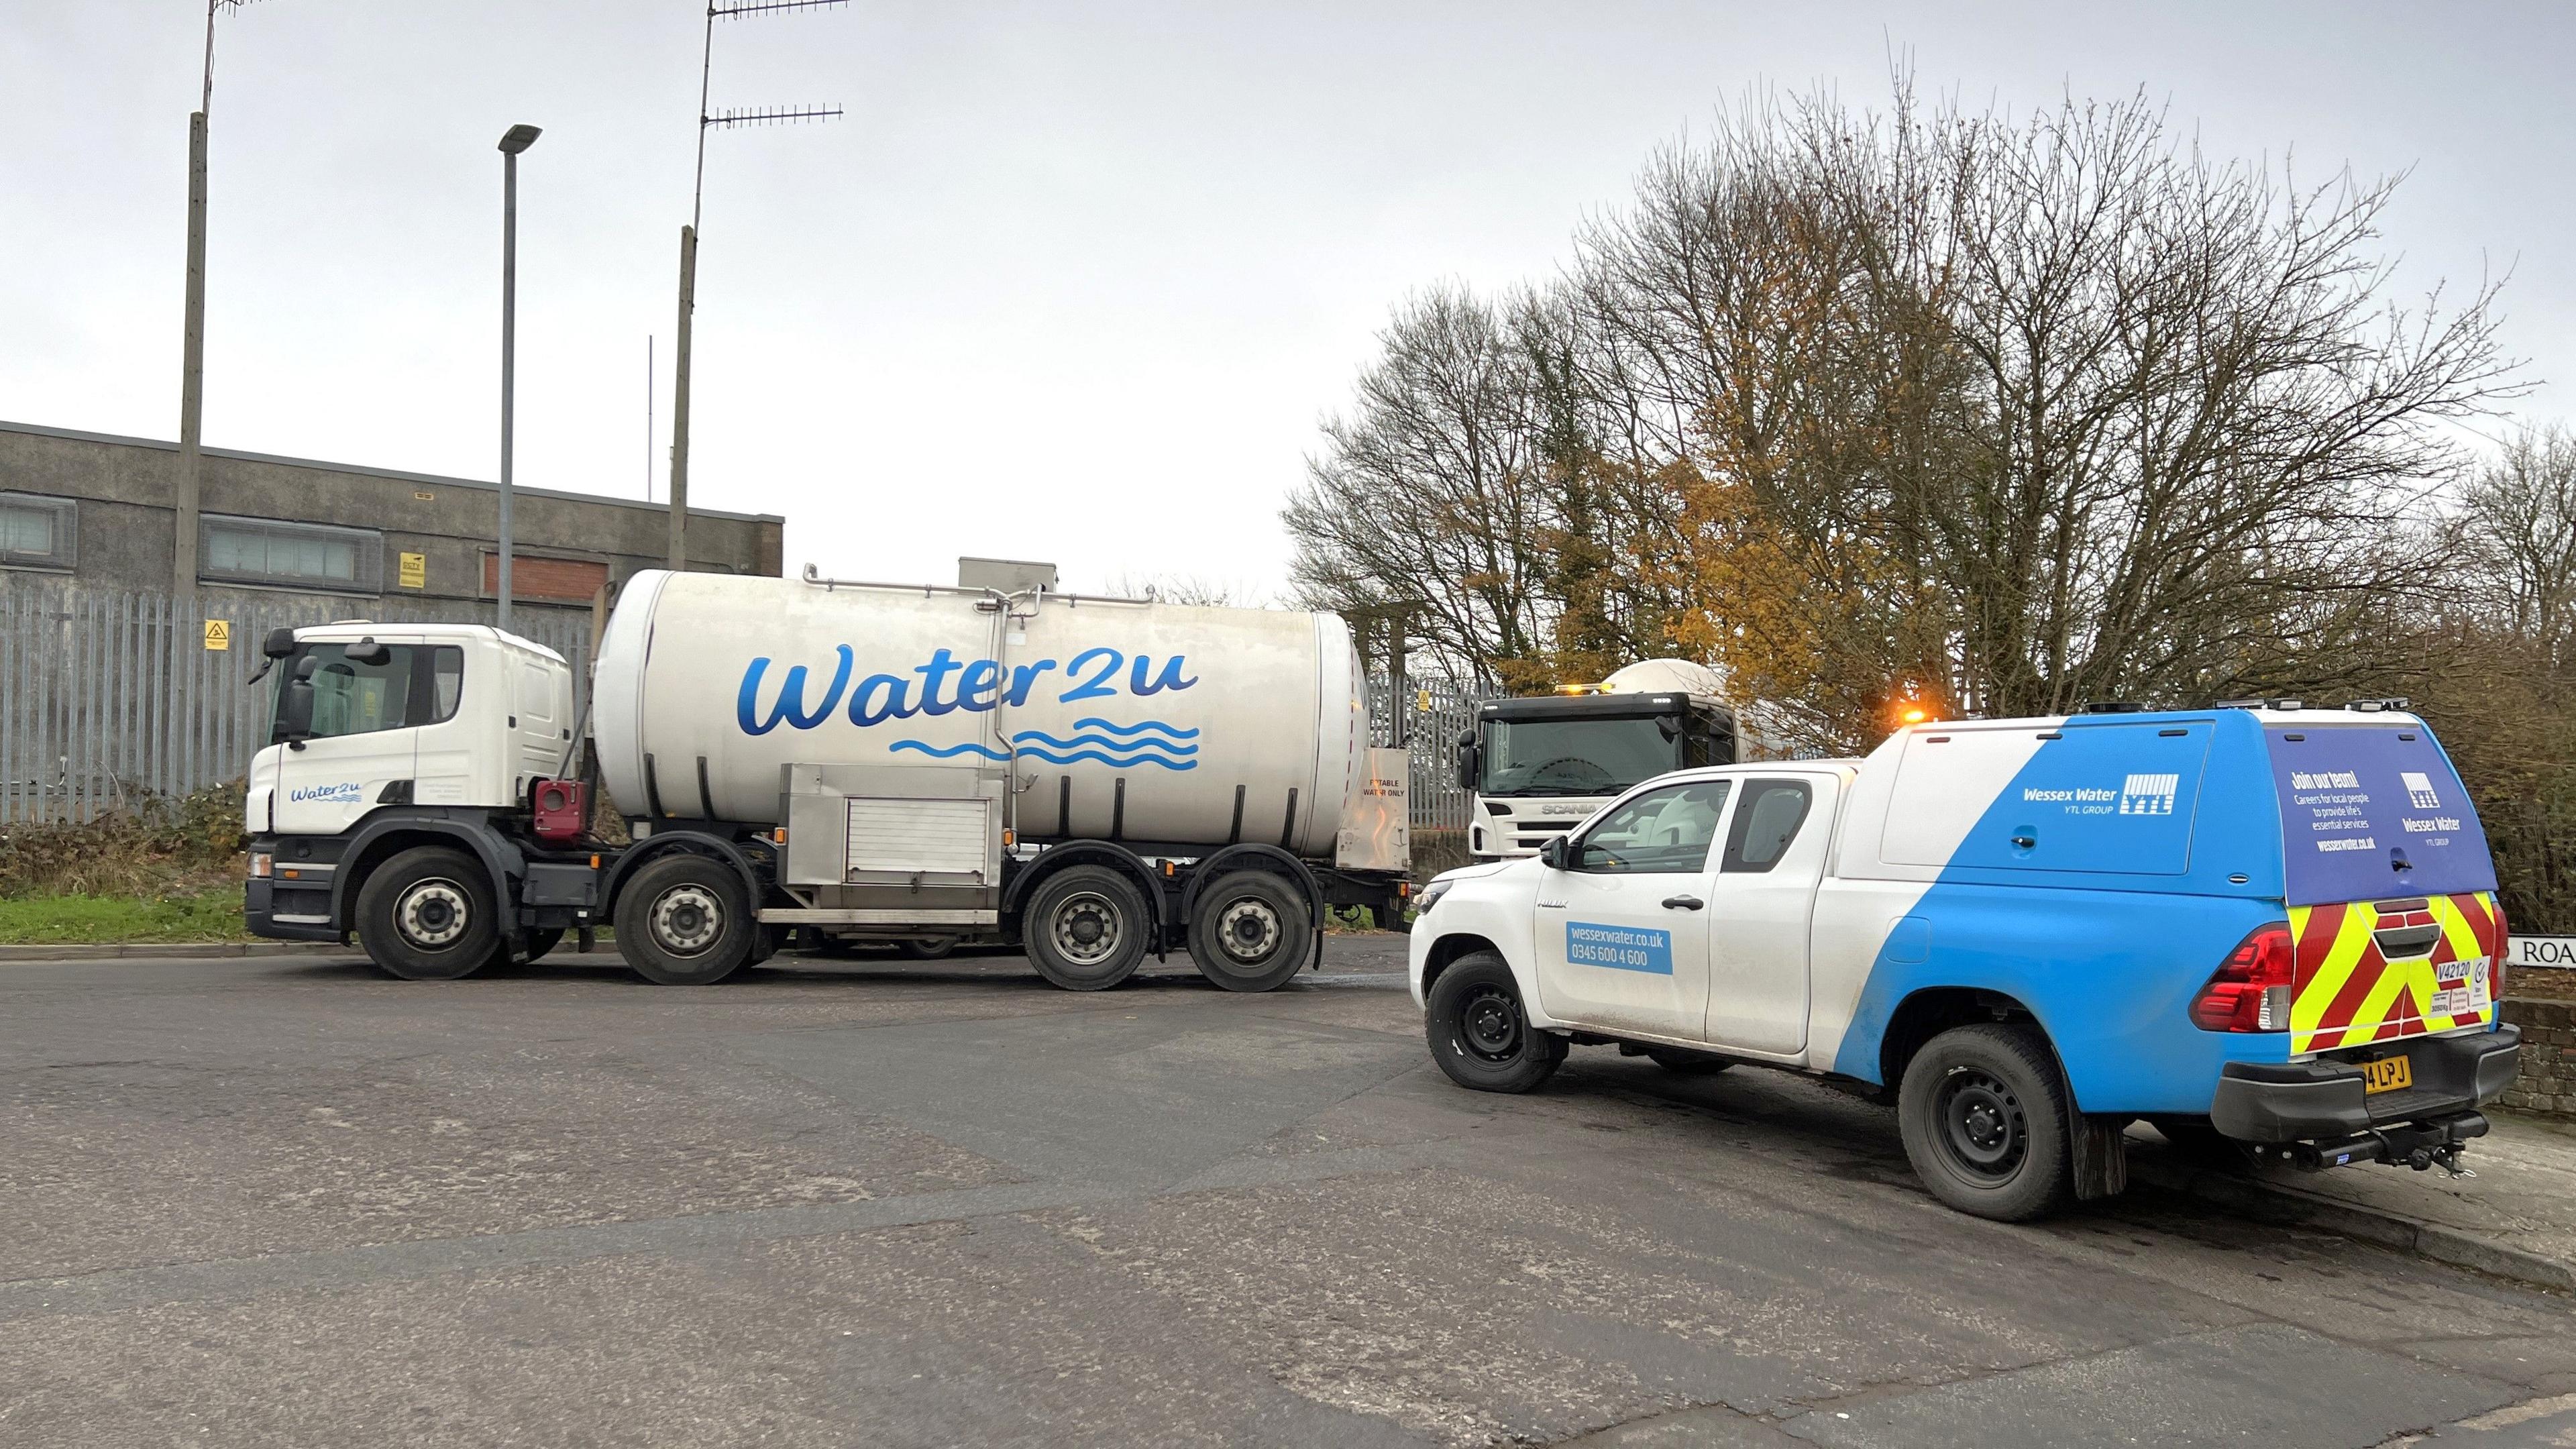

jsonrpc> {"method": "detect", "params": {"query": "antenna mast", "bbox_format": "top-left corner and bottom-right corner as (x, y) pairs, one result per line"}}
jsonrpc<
(666, 0), (844, 570)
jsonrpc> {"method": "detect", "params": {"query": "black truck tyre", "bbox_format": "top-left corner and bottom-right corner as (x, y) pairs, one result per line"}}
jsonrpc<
(355, 845), (503, 981)
(517, 928), (566, 963)
(1426, 952), (1564, 1093)
(896, 938), (957, 961)
(1186, 869), (1312, 992)
(614, 853), (755, 986)
(1025, 864), (1150, 991)
(1897, 1022), (2078, 1222)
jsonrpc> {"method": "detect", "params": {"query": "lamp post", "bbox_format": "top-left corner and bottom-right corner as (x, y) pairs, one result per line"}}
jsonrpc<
(496, 123), (541, 632)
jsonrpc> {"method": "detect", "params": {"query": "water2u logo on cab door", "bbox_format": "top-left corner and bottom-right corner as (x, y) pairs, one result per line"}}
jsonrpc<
(1566, 921), (1674, 975)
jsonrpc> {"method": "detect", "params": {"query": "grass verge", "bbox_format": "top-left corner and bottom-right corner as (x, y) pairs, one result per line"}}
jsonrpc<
(0, 890), (253, 945)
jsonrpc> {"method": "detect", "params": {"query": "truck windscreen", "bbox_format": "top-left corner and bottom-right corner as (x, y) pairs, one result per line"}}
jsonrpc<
(1481, 716), (1678, 796)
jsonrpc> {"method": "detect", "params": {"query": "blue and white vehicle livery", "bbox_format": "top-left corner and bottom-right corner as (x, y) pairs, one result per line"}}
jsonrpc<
(1407, 703), (2521, 1220)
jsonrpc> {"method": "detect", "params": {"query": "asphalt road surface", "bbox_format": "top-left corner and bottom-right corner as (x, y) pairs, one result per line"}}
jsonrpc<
(4, 937), (2574, 1448)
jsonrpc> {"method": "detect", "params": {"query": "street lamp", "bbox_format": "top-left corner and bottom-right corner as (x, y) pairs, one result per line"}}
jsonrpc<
(496, 122), (541, 632)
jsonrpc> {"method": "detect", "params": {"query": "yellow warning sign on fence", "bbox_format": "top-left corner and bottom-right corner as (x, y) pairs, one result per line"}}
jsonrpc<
(203, 619), (231, 651)
(398, 551), (426, 590)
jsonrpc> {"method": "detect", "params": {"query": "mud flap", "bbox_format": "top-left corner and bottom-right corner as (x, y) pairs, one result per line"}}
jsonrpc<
(2072, 1114), (2130, 1201)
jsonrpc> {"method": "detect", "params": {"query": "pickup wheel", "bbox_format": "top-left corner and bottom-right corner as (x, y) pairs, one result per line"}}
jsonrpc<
(1187, 870), (1312, 991)
(356, 846), (502, 981)
(1025, 865), (1150, 991)
(1426, 952), (1564, 1093)
(614, 854), (755, 986)
(1897, 1023), (2077, 1222)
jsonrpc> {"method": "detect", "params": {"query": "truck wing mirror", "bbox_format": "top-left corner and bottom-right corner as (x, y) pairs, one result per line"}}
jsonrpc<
(1538, 835), (1572, 871)
(279, 655), (319, 749)
(248, 627), (299, 685)
(1454, 736), (1481, 791)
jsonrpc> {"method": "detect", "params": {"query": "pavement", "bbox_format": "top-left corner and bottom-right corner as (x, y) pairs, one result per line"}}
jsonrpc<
(4, 936), (2576, 1447)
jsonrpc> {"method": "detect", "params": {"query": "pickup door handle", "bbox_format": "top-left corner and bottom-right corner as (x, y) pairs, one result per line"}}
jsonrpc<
(1661, 895), (1705, 911)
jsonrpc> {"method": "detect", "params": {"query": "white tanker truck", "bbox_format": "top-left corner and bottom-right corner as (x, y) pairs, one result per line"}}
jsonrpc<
(242, 569), (1413, 990)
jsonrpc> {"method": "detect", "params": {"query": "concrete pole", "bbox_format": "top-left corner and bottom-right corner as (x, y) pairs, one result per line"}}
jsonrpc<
(1388, 621), (1409, 749)
(175, 111), (209, 596)
(498, 148), (519, 633)
(667, 223), (696, 571)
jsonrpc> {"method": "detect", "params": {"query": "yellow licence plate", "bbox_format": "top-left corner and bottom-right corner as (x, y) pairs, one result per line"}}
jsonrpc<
(2360, 1055), (2413, 1094)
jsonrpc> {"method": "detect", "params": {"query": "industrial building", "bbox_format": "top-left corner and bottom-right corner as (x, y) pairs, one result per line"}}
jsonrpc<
(0, 419), (784, 614)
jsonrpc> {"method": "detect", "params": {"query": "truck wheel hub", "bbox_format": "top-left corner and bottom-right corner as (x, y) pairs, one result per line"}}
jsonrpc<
(1053, 892), (1120, 965)
(1939, 1071), (2025, 1176)
(651, 885), (724, 957)
(1460, 984), (1521, 1060)
(1218, 900), (1280, 961)
(396, 880), (470, 948)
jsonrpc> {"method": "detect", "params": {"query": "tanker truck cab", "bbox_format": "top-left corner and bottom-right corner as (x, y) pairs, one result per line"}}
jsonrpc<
(1409, 704), (2522, 1222)
(244, 622), (580, 967)
(1458, 660), (1744, 861)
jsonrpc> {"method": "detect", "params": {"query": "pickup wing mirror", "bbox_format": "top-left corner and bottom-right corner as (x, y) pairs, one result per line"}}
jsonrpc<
(1538, 835), (1572, 871)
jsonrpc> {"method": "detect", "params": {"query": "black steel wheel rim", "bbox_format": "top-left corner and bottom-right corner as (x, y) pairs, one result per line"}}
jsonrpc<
(1936, 1067), (2027, 1180)
(1457, 983), (1523, 1063)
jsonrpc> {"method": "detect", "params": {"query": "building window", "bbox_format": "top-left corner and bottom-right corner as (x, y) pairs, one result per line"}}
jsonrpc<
(0, 492), (76, 571)
(201, 515), (382, 594)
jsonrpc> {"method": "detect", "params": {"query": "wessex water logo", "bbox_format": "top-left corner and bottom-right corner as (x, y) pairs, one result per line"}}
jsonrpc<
(2402, 771), (2441, 808)
(2118, 773), (2178, 816)
(288, 781), (365, 804)
(735, 645), (1202, 770)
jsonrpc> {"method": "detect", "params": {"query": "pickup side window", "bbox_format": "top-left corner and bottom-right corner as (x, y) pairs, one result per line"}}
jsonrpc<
(1722, 778), (1813, 873)
(1573, 780), (1731, 874)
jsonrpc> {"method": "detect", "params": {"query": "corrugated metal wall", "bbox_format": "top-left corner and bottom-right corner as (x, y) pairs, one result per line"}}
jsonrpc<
(0, 580), (594, 823)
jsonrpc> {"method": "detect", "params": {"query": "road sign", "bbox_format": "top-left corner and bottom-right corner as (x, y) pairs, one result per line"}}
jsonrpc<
(398, 551), (427, 590)
(203, 619), (230, 651)
(2509, 934), (2576, 971)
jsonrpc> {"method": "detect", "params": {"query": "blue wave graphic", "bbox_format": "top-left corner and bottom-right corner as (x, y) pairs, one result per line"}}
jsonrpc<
(1074, 716), (1199, 739)
(888, 740), (1010, 761)
(886, 733), (1196, 770)
(1012, 730), (1198, 755)
(1016, 747), (1195, 771)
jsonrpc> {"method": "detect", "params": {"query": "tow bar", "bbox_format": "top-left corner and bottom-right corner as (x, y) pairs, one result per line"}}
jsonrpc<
(2257, 1111), (2489, 1176)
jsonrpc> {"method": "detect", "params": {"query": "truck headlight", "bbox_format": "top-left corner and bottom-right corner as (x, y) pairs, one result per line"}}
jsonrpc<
(1414, 878), (1454, 915)
(249, 852), (274, 879)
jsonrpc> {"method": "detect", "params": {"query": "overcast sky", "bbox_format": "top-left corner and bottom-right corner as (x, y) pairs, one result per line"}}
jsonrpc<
(5, 1), (2570, 596)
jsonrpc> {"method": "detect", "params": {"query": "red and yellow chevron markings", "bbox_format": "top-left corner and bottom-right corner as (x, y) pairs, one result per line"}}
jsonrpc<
(2288, 891), (2500, 1054)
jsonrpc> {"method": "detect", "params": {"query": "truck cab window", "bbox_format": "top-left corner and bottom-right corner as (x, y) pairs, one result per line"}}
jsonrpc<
(278, 644), (465, 742)
(1574, 780), (1731, 874)
(1721, 778), (1813, 873)
(1482, 716), (1680, 795)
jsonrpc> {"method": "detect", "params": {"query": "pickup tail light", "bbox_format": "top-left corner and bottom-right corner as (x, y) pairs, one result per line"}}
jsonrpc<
(2493, 902), (2510, 1004)
(2190, 922), (2295, 1032)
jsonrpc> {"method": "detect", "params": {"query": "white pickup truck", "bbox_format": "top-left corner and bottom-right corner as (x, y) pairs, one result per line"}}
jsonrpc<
(1406, 704), (2521, 1220)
